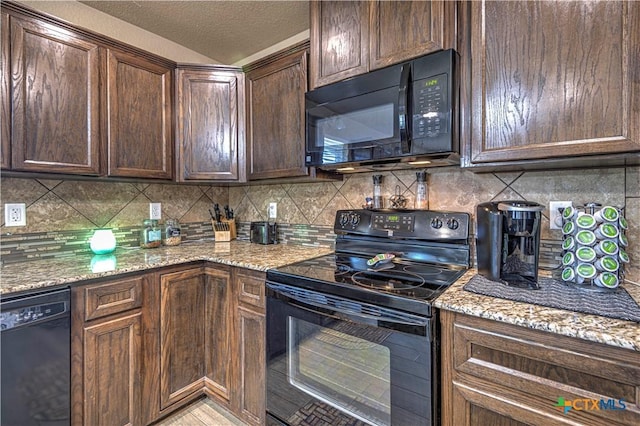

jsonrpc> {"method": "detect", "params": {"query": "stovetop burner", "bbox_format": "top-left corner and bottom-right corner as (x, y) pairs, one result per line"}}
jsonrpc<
(266, 209), (471, 316)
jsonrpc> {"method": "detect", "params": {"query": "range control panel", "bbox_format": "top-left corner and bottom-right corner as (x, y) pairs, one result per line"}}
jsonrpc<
(334, 209), (469, 241)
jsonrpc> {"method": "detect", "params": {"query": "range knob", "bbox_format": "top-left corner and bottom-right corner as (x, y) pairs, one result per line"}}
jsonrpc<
(430, 218), (443, 229)
(447, 218), (459, 230)
(339, 213), (349, 226)
(350, 213), (360, 226)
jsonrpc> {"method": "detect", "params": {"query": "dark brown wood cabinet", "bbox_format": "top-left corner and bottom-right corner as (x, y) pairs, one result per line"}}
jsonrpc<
(106, 49), (173, 179)
(245, 42), (309, 180)
(441, 311), (640, 426)
(157, 264), (233, 412)
(10, 13), (102, 175)
(1, 12), (11, 170)
(460, 0), (640, 169)
(310, 0), (456, 88)
(3, 2), (176, 179)
(176, 65), (245, 182)
(232, 269), (266, 425)
(71, 274), (146, 426)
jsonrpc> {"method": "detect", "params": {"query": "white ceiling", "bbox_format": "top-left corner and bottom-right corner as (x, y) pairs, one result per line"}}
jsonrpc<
(79, 1), (310, 65)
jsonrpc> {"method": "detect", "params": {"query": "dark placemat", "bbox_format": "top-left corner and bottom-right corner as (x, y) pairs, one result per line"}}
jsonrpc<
(463, 275), (640, 323)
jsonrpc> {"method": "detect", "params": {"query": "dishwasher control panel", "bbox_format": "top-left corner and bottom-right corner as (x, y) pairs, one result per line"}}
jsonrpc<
(0, 301), (67, 330)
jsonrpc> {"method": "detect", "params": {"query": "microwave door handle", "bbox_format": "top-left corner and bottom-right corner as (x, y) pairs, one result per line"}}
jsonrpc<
(398, 63), (411, 154)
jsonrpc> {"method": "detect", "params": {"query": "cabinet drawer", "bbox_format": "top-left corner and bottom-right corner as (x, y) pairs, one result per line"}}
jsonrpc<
(452, 314), (640, 425)
(84, 276), (143, 321)
(236, 271), (265, 310)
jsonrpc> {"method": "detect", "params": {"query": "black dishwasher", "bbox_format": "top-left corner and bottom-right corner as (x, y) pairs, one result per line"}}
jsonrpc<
(1, 288), (71, 426)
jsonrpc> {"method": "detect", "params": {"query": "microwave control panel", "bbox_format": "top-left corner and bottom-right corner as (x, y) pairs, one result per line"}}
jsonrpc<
(413, 73), (448, 138)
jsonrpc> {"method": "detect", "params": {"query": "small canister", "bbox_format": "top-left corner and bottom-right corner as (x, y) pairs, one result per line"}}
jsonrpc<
(593, 206), (619, 223)
(164, 219), (182, 246)
(594, 272), (619, 289)
(140, 219), (162, 249)
(594, 223), (619, 240)
(595, 256), (619, 273)
(575, 229), (596, 246)
(575, 213), (597, 231)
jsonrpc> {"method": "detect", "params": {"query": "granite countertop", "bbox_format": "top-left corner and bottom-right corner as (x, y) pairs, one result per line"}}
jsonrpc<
(4, 243), (639, 353)
(435, 269), (640, 352)
(0, 240), (333, 297)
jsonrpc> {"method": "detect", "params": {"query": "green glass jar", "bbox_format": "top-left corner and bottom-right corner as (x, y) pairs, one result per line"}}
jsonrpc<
(140, 219), (162, 248)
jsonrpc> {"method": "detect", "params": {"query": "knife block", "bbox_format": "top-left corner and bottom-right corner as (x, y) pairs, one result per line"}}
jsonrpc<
(211, 219), (236, 241)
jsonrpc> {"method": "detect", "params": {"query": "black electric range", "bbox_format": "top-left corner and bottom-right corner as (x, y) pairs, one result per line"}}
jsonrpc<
(266, 209), (470, 317)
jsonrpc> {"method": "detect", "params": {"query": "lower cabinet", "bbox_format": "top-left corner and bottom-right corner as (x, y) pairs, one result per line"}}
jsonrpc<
(440, 310), (640, 426)
(71, 274), (146, 426)
(73, 263), (266, 426)
(233, 269), (266, 425)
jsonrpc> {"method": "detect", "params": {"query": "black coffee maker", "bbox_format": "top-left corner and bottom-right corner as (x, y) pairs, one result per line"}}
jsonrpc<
(476, 201), (545, 289)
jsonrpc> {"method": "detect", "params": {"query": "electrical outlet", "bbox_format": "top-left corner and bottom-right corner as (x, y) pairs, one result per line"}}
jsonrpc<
(549, 201), (572, 230)
(149, 203), (162, 220)
(268, 202), (277, 220)
(4, 203), (26, 227)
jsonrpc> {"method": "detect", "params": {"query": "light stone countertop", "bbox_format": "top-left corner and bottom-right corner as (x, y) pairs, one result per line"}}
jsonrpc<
(3, 243), (638, 353)
(0, 240), (332, 297)
(434, 269), (640, 352)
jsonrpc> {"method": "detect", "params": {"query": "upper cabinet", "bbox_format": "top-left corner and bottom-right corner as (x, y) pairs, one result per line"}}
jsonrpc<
(310, 0), (457, 89)
(10, 14), (102, 175)
(3, 2), (176, 179)
(175, 66), (245, 182)
(106, 49), (173, 179)
(245, 42), (309, 180)
(1, 12), (11, 170)
(461, 0), (640, 169)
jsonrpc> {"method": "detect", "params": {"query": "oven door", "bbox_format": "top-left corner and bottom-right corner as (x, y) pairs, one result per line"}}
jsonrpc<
(266, 282), (437, 426)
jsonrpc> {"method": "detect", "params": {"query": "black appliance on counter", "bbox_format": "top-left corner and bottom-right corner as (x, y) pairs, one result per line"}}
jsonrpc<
(1, 288), (70, 426)
(250, 221), (278, 245)
(476, 201), (545, 289)
(266, 209), (470, 426)
(305, 49), (459, 171)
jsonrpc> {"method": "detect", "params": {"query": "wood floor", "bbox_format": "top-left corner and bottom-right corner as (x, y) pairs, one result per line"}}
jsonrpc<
(155, 398), (248, 426)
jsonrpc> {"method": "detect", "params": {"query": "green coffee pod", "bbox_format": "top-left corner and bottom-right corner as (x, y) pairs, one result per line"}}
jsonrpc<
(576, 214), (596, 230)
(562, 252), (576, 266)
(562, 206), (577, 221)
(561, 267), (576, 282)
(594, 272), (619, 289)
(618, 233), (628, 247)
(594, 206), (619, 223)
(576, 262), (597, 279)
(575, 230), (596, 246)
(618, 215), (628, 230)
(595, 256), (619, 272)
(562, 221), (576, 235)
(618, 249), (630, 264)
(562, 236), (575, 251)
(575, 246), (596, 263)
(594, 239), (619, 256)
(595, 223), (619, 240)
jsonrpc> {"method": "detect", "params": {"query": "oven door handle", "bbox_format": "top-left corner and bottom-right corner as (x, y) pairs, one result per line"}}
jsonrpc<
(267, 283), (431, 337)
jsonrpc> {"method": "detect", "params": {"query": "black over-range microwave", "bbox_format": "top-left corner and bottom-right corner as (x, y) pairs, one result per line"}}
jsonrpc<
(305, 49), (459, 171)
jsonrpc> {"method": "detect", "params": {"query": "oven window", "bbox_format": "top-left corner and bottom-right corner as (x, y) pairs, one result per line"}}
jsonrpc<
(288, 317), (391, 426)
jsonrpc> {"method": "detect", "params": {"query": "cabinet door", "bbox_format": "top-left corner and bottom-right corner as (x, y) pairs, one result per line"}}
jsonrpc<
(176, 68), (245, 181)
(246, 48), (308, 180)
(83, 312), (142, 426)
(234, 270), (266, 425)
(236, 306), (265, 426)
(203, 265), (233, 403)
(466, 0), (640, 166)
(159, 267), (206, 409)
(107, 49), (173, 179)
(1, 12), (10, 169)
(10, 15), (101, 175)
(369, 1), (455, 70)
(310, 0), (369, 88)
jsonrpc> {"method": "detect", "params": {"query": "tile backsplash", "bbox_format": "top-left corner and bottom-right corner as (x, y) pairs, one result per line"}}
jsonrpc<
(1, 166), (638, 281)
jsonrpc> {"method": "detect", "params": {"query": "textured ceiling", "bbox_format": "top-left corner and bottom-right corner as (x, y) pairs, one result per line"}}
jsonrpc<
(79, 1), (310, 64)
